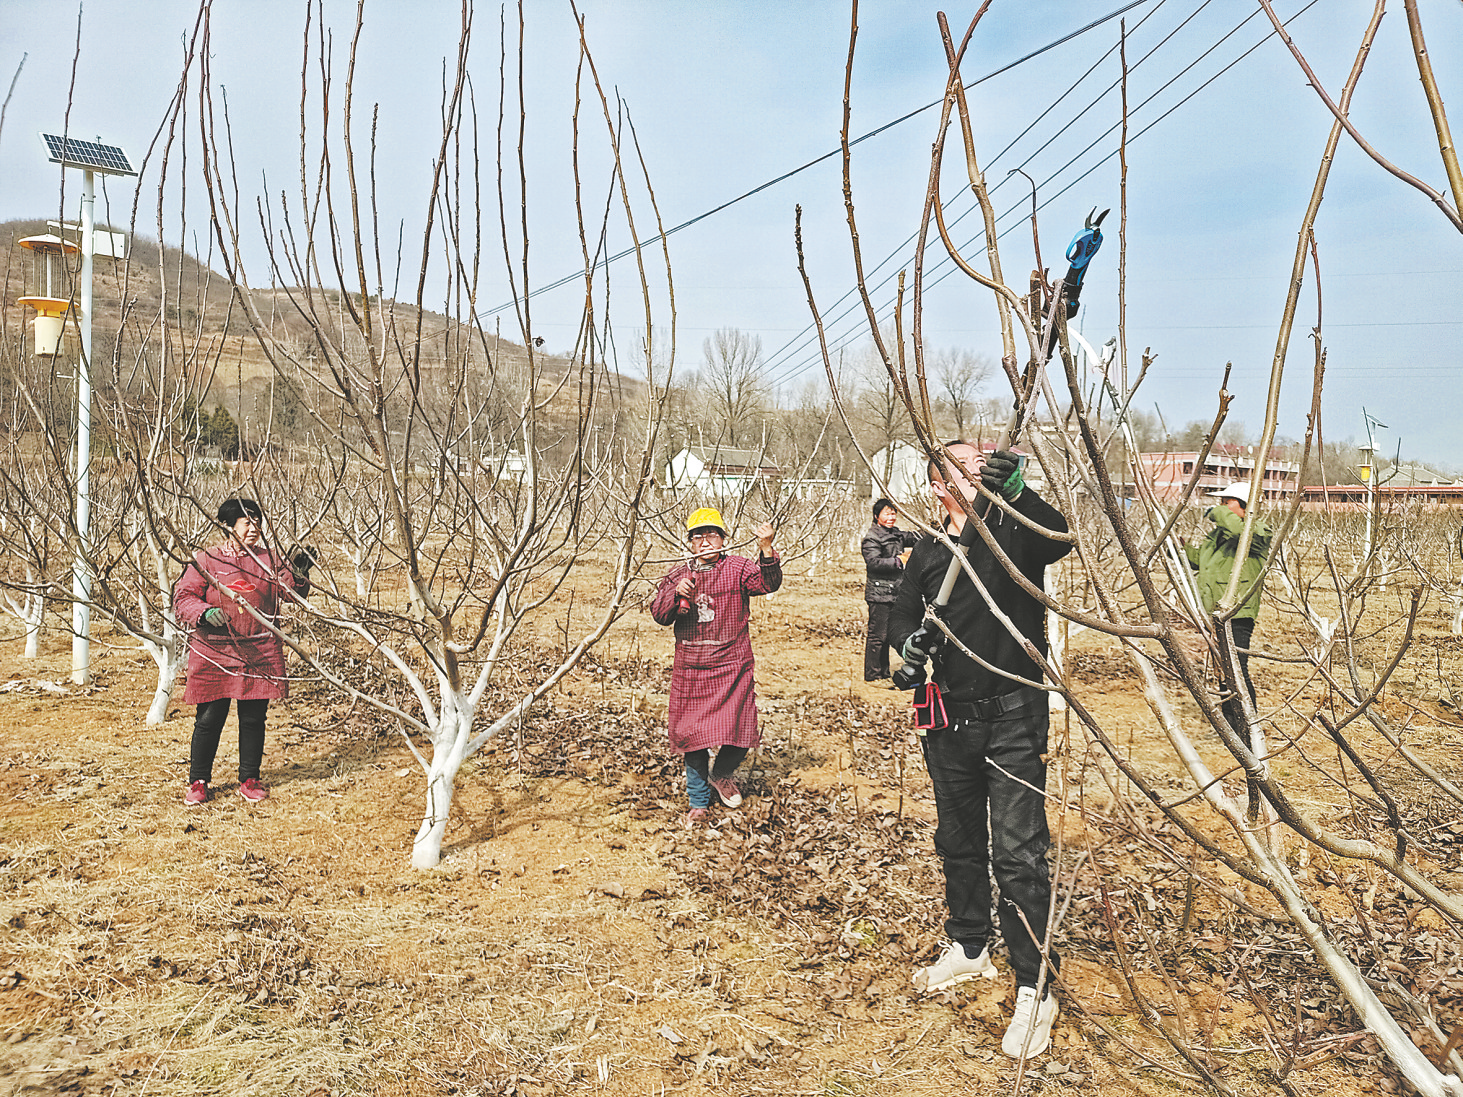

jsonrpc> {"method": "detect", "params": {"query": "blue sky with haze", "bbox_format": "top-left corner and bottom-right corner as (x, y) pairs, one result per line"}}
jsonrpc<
(3, 1), (1459, 466)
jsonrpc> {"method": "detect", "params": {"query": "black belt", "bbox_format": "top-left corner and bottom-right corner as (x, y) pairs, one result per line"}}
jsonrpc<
(944, 687), (1032, 721)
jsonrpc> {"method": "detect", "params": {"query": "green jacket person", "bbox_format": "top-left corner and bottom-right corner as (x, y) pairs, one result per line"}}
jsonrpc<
(1185, 481), (1271, 728)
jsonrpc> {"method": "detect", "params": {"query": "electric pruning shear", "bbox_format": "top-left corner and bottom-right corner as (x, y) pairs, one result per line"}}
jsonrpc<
(1036, 206), (1109, 366)
(1062, 206), (1108, 319)
(895, 207), (1109, 706)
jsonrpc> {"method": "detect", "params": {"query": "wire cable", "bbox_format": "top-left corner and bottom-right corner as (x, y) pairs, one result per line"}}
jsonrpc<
(755, 0), (1189, 386)
(764, 0), (1323, 392)
(477, 0), (1154, 320)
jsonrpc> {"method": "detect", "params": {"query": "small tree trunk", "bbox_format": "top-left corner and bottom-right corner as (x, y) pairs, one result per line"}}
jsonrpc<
(410, 689), (475, 870)
(21, 596), (42, 658)
(5, 589), (44, 659)
(141, 625), (186, 725)
(1048, 606), (1067, 714)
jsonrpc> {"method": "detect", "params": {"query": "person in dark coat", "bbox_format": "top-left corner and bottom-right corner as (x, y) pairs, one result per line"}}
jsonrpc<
(890, 443), (1072, 1059)
(861, 497), (920, 681)
(172, 497), (313, 806)
(650, 506), (781, 825)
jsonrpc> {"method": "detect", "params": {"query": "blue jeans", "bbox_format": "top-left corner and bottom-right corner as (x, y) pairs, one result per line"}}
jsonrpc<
(684, 746), (748, 809)
(919, 685), (1057, 988)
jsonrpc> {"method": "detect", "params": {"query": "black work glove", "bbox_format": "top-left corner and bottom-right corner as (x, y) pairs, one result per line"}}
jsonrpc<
(288, 544), (320, 576)
(980, 450), (1025, 501)
(900, 620), (946, 666)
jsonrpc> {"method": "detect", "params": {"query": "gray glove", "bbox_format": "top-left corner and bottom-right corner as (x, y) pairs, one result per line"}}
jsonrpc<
(202, 607), (229, 628)
(901, 621), (946, 666)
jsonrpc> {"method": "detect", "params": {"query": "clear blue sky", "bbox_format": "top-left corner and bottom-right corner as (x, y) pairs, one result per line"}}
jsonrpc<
(3, 1), (1460, 466)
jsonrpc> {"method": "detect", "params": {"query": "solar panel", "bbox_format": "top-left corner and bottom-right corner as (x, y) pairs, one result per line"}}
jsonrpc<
(39, 133), (136, 176)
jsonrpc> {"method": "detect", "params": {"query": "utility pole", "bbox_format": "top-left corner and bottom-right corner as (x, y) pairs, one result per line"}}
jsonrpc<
(38, 133), (137, 684)
(1359, 408), (1388, 576)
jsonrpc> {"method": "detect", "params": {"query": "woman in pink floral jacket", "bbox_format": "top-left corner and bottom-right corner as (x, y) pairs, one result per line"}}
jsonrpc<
(172, 497), (312, 806)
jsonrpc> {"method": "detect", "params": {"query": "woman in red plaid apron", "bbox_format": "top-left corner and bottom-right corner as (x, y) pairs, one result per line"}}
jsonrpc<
(650, 507), (780, 825)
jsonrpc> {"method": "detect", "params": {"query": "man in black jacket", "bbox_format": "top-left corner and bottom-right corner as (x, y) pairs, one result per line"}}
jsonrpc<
(889, 442), (1072, 1058)
(861, 497), (921, 681)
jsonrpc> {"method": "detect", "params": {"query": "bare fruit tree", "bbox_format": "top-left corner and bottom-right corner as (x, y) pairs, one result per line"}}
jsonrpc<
(802, 5), (1463, 1094)
(104, 0), (680, 869)
(699, 327), (767, 447)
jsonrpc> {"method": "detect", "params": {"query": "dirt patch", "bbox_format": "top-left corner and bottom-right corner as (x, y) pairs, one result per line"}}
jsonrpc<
(0, 550), (1452, 1095)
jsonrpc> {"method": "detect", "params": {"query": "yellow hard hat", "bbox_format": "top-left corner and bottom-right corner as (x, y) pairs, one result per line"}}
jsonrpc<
(686, 507), (727, 536)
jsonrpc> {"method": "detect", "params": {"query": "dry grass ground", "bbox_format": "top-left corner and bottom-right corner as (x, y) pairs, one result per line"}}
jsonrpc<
(0, 542), (1458, 1095)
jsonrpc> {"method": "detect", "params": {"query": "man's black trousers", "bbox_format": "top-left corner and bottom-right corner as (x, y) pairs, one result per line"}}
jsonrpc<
(919, 684), (1057, 989)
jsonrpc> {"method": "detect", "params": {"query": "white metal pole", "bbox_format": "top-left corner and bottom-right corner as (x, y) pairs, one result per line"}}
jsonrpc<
(72, 170), (95, 685)
(1363, 420), (1377, 578)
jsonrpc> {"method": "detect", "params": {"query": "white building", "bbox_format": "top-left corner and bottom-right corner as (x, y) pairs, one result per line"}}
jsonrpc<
(868, 442), (929, 503)
(665, 445), (780, 497)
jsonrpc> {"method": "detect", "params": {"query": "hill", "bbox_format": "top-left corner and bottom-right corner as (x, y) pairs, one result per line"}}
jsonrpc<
(1, 218), (642, 451)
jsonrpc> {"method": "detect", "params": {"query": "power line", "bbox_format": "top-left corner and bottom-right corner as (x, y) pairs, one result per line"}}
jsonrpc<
(760, 1), (1221, 387)
(766, 0), (1324, 392)
(478, 0), (1154, 320)
(756, 0), (1192, 388)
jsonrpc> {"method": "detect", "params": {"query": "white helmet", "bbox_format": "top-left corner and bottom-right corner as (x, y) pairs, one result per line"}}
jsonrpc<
(1208, 481), (1251, 506)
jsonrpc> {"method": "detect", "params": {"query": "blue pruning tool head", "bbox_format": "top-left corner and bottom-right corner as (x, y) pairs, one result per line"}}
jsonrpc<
(1065, 207), (1110, 270)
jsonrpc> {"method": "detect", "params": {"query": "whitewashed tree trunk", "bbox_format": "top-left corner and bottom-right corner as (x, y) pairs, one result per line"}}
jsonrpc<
(336, 537), (370, 599)
(1047, 605), (1067, 714)
(4, 590), (43, 658)
(410, 686), (474, 870)
(140, 618), (186, 725)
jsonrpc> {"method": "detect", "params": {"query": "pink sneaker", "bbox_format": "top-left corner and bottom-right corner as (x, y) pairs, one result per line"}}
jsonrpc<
(237, 778), (270, 804)
(184, 780), (210, 807)
(685, 807), (710, 827)
(709, 776), (742, 809)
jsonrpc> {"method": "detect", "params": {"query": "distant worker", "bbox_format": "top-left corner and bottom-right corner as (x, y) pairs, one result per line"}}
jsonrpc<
(173, 497), (314, 807)
(861, 497), (921, 682)
(1185, 481), (1271, 730)
(890, 444), (1072, 1059)
(650, 508), (781, 825)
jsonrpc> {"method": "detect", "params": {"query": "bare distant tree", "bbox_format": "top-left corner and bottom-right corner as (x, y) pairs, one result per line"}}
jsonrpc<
(851, 337), (913, 481)
(699, 328), (766, 446)
(772, 375), (850, 480)
(929, 347), (993, 436)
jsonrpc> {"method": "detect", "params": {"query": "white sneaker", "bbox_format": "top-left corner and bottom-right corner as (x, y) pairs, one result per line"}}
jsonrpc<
(1002, 985), (1059, 1058)
(912, 940), (998, 993)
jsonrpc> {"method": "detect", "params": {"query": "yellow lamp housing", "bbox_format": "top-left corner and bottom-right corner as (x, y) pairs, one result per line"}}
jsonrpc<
(17, 296), (71, 356)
